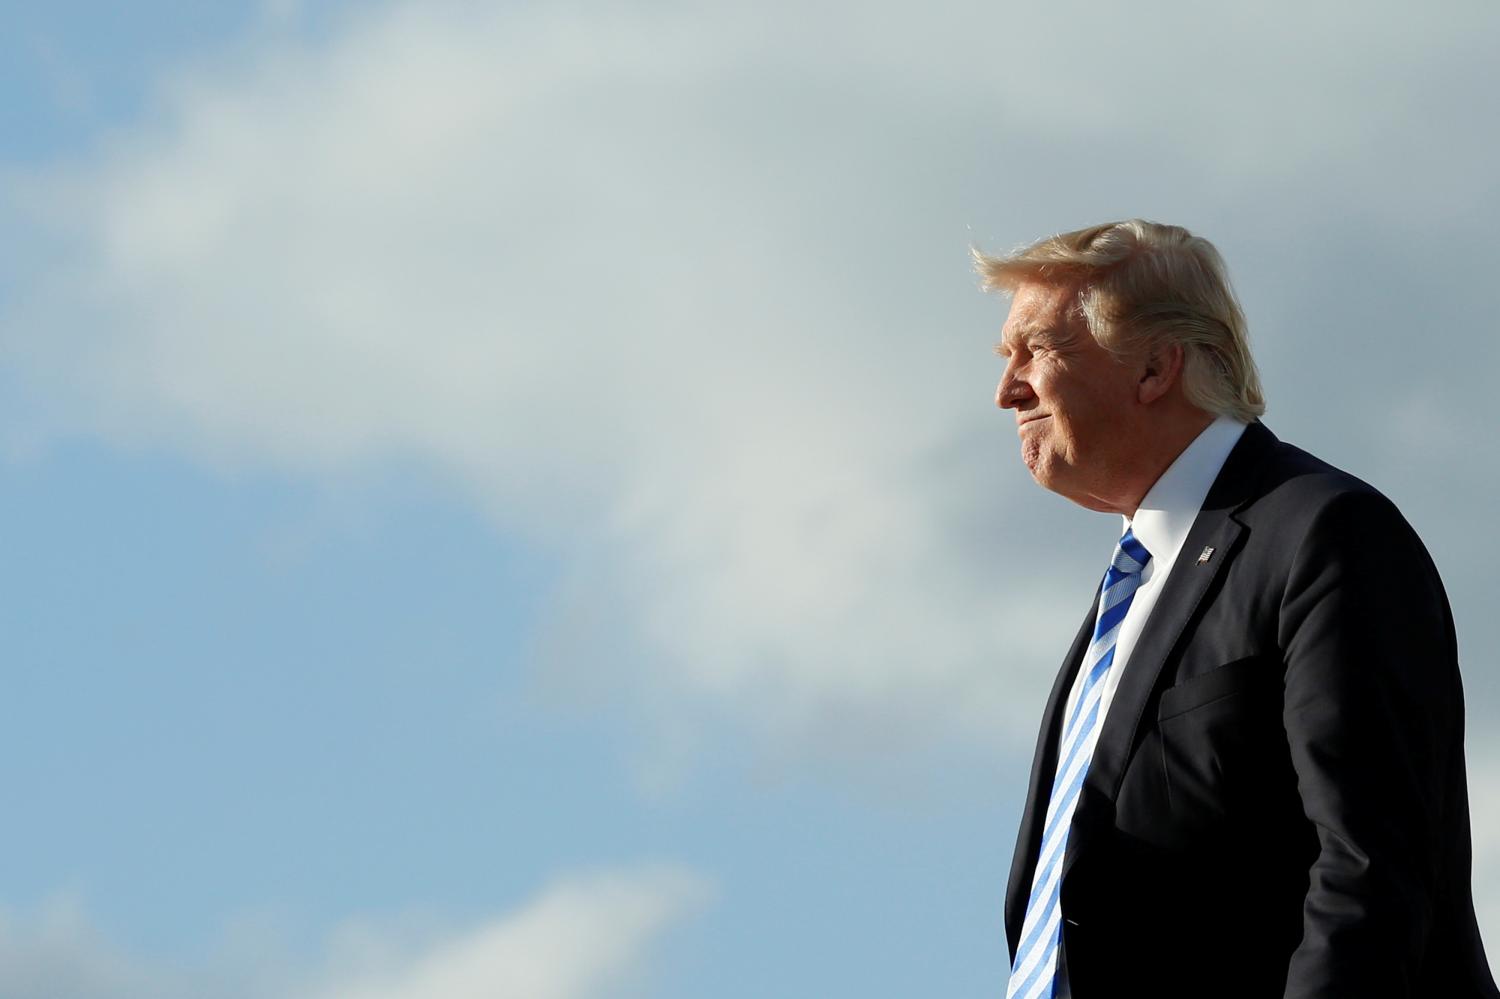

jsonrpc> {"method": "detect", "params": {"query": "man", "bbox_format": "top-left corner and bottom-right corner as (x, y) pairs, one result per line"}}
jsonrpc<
(979, 220), (1496, 998)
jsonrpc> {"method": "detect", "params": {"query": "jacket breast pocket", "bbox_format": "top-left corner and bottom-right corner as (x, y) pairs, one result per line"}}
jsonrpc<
(1158, 655), (1274, 720)
(1158, 655), (1282, 827)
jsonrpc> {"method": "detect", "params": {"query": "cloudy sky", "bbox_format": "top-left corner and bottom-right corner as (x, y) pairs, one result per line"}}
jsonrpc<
(2, 1), (1498, 995)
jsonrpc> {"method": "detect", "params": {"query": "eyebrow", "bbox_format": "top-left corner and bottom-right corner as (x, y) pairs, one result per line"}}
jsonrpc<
(994, 324), (1072, 356)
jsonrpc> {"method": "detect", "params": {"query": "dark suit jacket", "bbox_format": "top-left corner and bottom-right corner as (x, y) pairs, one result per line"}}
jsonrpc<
(1005, 421), (1497, 998)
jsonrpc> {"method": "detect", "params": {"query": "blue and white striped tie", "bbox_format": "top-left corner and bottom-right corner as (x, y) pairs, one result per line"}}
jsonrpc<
(1006, 528), (1152, 999)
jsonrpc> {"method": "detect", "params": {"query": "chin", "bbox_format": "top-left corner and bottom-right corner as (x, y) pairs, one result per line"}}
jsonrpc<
(1020, 442), (1046, 477)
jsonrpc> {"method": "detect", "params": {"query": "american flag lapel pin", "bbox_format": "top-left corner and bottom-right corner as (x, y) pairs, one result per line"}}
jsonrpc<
(1196, 546), (1215, 565)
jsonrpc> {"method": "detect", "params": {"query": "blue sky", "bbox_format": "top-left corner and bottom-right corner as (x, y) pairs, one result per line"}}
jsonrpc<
(2, 1), (1498, 996)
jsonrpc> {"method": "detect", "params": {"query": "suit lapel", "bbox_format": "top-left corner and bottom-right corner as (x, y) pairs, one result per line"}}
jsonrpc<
(1004, 599), (1095, 954)
(1060, 421), (1276, 881)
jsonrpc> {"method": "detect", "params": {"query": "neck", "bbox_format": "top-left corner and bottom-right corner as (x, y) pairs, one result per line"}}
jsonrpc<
(1098, 410), (1216, 518)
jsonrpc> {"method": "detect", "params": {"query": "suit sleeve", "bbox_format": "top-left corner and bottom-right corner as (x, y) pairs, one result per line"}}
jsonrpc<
(1277, 488), (1460, 998)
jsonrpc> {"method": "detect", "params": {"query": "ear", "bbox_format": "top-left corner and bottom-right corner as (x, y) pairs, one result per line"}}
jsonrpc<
(1136, 343), (1184, 405)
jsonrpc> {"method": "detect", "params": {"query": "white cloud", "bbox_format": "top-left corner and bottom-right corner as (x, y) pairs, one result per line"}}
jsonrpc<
(0, 866), (709, 999)
(302, 866), (710, 999)
(2, 0), (1093, 762)
(0, 896), (197, 999)
(3, 0), (1498, 765)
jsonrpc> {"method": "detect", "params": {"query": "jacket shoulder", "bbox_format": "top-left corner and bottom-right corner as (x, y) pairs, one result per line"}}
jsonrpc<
(1241, 433), (1404, 533)
(1237, 431), (1448, 604)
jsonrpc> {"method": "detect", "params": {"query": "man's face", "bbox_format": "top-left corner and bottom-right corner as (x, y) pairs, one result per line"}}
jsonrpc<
(995, 281), (1142, 512)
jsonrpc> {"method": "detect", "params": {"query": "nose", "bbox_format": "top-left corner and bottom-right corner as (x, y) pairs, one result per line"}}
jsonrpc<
(996, 359), (1032, 410)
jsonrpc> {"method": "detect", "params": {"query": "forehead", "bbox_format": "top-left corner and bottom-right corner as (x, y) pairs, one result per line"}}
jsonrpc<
(1000, 281), (1082, 346)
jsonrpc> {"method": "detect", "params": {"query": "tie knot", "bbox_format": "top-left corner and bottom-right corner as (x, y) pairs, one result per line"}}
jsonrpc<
(1111, 528), (1152, 576)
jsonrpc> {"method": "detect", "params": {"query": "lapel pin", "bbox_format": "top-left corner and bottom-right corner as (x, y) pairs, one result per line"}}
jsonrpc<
(1196, 546), (1215, 565)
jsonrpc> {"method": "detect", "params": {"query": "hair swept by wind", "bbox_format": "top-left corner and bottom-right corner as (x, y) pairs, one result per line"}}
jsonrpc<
(973, 219), (1266, 422)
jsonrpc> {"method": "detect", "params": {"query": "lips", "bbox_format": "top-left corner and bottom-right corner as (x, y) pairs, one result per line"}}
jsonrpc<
(1018, 414), (1051, 429)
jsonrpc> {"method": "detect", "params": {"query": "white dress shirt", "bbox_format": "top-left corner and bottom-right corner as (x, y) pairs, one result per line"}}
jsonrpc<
(1057, 416), (1249, 738)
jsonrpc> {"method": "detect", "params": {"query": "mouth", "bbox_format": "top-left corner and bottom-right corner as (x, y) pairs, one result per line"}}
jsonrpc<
(1017, 414), (1051, 429)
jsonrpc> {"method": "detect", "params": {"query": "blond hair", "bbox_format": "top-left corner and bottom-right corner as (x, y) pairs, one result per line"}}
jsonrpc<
(974, 220), (1265, 422)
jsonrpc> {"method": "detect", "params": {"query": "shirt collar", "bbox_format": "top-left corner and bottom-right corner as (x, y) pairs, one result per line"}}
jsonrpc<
(1123, 415), (1248, 571)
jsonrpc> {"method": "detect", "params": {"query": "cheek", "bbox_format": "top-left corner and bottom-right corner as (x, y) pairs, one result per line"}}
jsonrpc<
(1035, 412), (1071, 454)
